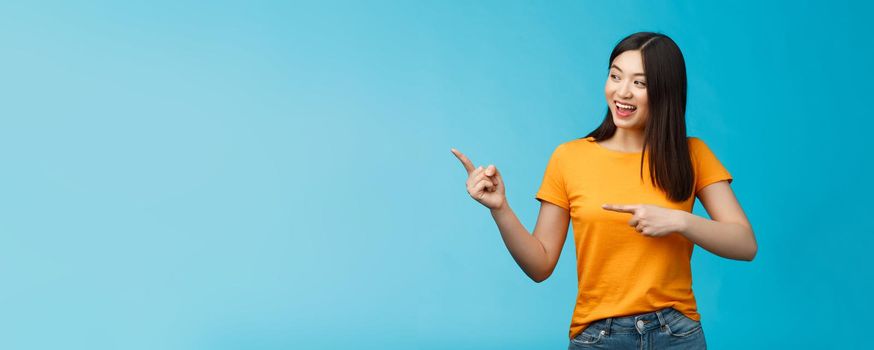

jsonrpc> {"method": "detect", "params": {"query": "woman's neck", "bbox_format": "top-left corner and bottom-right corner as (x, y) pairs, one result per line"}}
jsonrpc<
(603, 128), (645, 153)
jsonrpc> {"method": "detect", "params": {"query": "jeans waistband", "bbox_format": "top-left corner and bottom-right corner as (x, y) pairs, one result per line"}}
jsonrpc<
(599, 307), (686, 335)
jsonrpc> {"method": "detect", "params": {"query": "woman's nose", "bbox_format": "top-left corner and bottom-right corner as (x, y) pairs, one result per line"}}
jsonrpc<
(617, 82), (633, 98)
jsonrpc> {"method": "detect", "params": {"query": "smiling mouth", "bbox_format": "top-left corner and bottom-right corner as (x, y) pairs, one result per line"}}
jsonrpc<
(615, 100), (637, 111)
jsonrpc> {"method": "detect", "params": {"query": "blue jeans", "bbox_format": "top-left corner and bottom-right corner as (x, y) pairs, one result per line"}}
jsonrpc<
(568, 307), (707, 349)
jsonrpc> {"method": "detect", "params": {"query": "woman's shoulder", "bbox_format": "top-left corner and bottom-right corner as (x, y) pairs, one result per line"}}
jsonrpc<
(686, 136), (725, 162)
(552, 136), (598, 154)
(563, 136), (599, 148)
(686, 136), (711, 153)
(686, 136), (705, 145)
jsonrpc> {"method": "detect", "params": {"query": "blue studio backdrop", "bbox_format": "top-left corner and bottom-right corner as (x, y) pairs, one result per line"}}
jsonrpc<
(1, 1), (871, 349)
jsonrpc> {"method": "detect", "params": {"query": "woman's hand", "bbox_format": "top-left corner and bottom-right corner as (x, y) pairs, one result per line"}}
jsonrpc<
(601, 204), (688, 238)
(451, 148), (506, 210)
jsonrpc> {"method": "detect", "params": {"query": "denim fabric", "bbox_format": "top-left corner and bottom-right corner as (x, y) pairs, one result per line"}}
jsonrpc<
(568, 307), (706, 349)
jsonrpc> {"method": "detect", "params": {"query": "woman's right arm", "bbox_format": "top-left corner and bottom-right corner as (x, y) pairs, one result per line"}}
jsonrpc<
(490, 200), (570, 282)
(451, 148), (571, 283)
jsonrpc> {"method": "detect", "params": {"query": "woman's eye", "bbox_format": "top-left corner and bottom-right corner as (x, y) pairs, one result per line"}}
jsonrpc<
(634, 80), (647, 87)
(610, 74), (620, 80)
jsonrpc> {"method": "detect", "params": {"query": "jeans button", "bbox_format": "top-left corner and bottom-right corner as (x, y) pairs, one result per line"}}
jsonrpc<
(636, 320), (644, 329)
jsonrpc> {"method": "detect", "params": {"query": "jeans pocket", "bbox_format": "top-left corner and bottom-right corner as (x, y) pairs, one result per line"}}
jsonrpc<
(665, 309), (702, 338)
(571, 322), (606, 345)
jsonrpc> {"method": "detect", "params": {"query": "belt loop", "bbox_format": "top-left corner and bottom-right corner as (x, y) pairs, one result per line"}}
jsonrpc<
(656, 309), (666, 327)
(604, 317), (612, 336)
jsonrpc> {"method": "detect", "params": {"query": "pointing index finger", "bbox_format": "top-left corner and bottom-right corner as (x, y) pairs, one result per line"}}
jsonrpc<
(450, 148), (476, 174)
(601, 204), (639, 214)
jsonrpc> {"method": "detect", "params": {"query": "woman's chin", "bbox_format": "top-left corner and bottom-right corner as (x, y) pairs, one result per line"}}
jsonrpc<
(612, 116), (642, 130)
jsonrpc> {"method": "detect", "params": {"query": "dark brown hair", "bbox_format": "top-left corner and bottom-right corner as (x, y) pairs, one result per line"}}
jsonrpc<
(585, 32), (694, 202)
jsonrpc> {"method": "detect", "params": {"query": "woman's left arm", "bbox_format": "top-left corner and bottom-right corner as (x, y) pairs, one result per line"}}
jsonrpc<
(602, 180), (757, 261)
(679, 180), (757, 261)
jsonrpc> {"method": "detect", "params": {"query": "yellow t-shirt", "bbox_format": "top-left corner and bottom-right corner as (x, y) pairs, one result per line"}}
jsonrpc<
(535, 136), (732, 340)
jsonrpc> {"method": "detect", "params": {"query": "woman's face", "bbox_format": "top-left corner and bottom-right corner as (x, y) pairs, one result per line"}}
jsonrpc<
(604, 50), (649, 131)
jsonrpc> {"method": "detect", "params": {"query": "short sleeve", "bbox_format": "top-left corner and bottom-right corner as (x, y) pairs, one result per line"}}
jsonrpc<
(689, 137), (733, 194)
(535, 144), (570, 210)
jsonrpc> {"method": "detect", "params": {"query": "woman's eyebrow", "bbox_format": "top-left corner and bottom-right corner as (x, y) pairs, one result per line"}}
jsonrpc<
(610, 64), (645, 77)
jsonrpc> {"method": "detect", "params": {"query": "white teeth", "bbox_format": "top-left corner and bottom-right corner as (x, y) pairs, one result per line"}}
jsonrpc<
(616, 102), (636, 110)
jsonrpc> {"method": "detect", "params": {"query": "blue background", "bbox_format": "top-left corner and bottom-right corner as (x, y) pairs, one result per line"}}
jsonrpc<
(1, 1), (871, 349)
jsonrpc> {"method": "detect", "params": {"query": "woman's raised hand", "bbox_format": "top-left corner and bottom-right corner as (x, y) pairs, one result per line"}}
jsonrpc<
(451, 148), (506, 210)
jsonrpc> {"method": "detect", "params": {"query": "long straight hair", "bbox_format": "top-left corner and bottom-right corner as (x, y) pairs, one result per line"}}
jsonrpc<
(585, 32), (694, 202)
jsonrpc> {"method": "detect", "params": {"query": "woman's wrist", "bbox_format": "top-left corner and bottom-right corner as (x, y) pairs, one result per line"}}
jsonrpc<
(489, 200), (510, 215)
(673, 209), (693, 236)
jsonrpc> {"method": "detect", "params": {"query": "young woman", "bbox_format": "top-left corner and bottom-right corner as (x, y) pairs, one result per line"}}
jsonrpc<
(450, 32), (757, 349)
